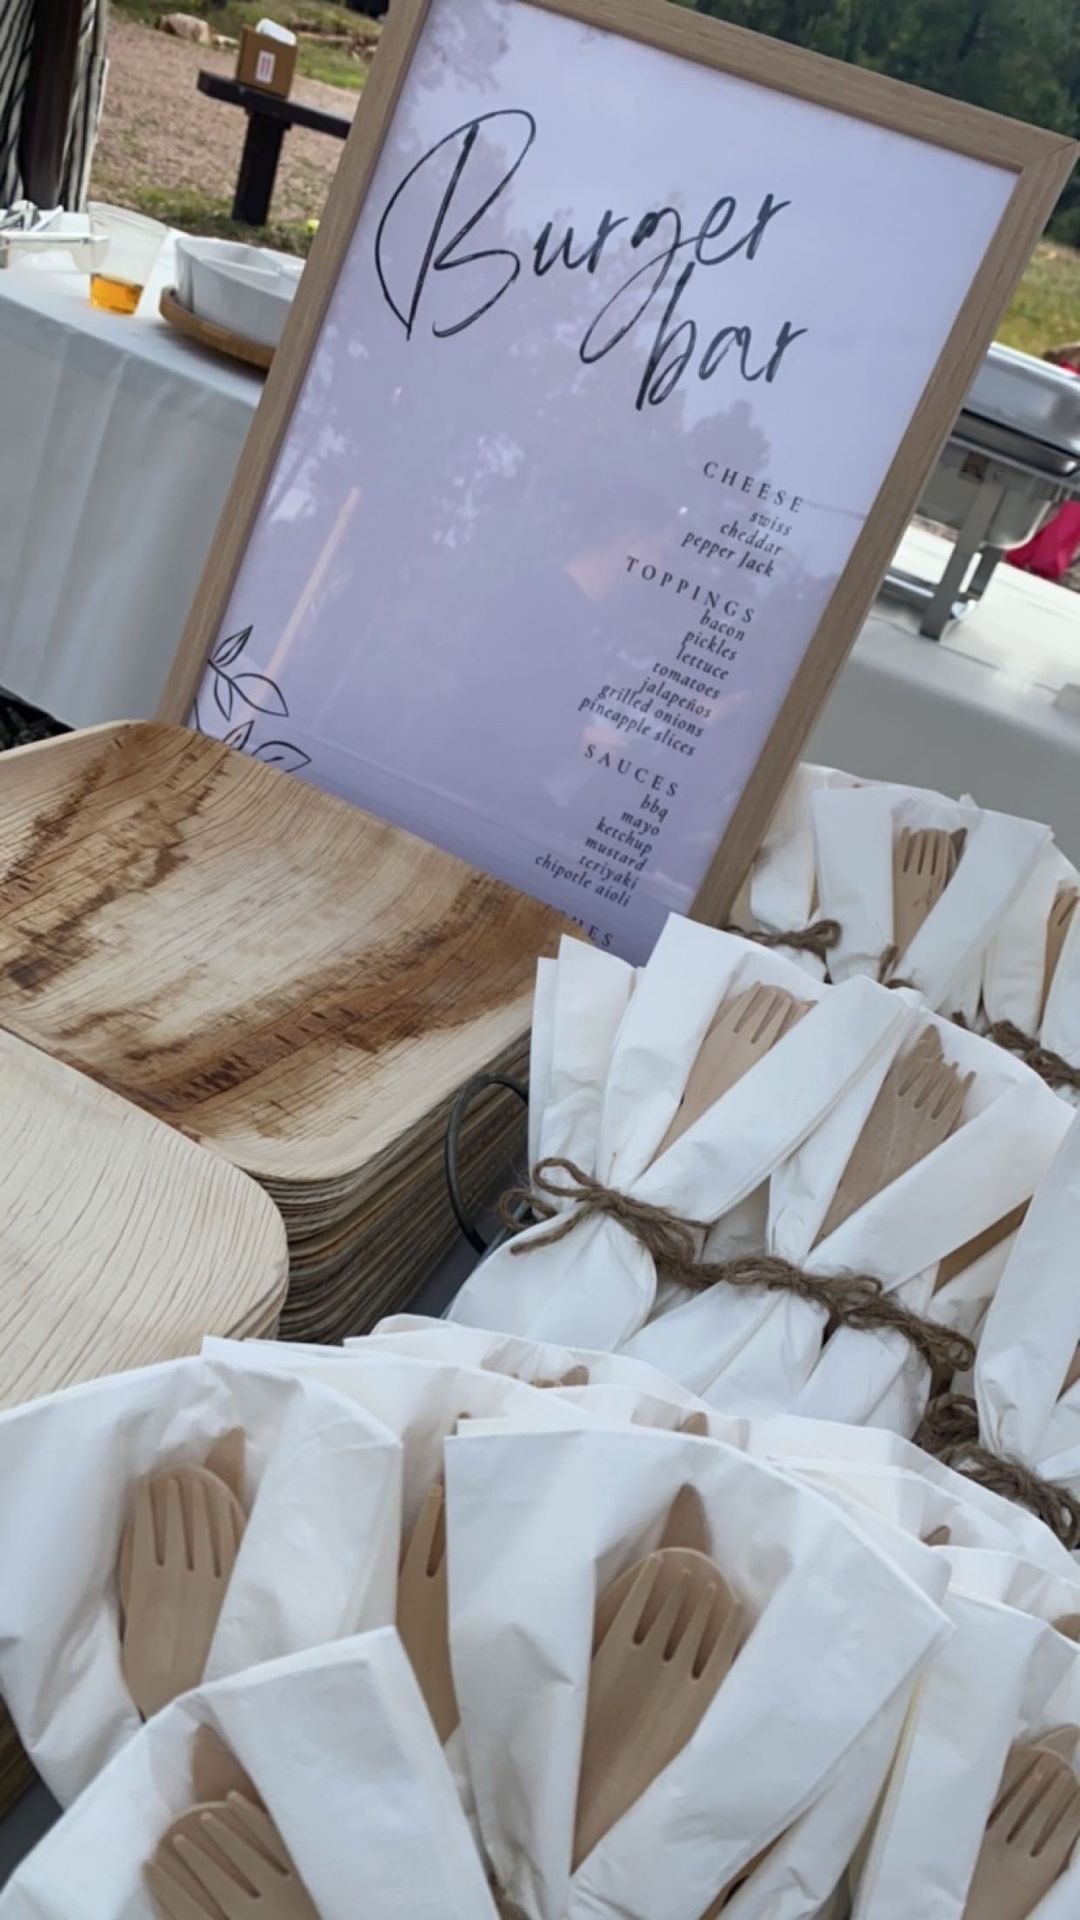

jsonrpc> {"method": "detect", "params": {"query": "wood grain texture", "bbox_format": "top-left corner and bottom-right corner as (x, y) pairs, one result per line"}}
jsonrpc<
(155, 0), (1075, 937)
(815, 1028), (970, 1245)
(158, 287), (274, 373)
(0, 1024), (286, 1410)
(0, 722), (566, 1183)
(0, 721), (562, 1343)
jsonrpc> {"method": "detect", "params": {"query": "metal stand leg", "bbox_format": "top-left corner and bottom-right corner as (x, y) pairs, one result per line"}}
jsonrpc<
(917, 481), (1005, 640)
(965, 543), (1005, 606)
(232, 112), (286, 226)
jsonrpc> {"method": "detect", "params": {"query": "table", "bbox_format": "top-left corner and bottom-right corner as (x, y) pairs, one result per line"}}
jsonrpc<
(809, 524), (1080, 863)
(197, 70), (350, 226)
(0, 237), (261, 727)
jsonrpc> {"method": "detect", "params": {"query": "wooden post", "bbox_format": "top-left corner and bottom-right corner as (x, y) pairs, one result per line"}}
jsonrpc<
(233, 109), (288, 225)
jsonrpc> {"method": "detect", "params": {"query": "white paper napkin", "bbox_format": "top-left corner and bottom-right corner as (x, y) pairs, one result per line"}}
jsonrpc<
(977, 1109), (1080, 1481)
(0, 1354), (401, 1803)
(0, 1631), (496, 1920)
(851, 1548), (1080, 1919)
(445, 1422), (950, 1920)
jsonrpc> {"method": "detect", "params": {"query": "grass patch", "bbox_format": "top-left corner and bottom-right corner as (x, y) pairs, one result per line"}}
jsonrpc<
(112, 0), (379, 90)
(999, 242), (1080, 358)
(119, 184), (317, 255)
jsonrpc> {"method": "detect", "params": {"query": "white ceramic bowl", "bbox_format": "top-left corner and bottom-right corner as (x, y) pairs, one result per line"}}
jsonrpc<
(174, 235), (302, 347)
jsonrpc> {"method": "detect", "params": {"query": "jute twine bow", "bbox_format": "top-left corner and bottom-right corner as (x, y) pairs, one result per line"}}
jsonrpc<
(980, 1019), (1080, 1094)
(503, 1158), (974, 1379)
(501, 1158), (706, 1272)
(723, 918), (842, 967)
(916, 1393), (1080, 1551)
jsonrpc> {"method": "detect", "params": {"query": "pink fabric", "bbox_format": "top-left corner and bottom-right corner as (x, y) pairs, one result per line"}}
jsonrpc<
(1006, 354), (1080, 583)
(1007, 502), (1080, 583)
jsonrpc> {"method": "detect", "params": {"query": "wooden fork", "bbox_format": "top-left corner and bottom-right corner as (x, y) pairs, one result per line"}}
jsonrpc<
(147, 1792), (318, 1919)
(653, 984), (808, 1162)
(189, 1729), (263, 1810)
(935, 1203), (1029, 1296)
(532, 1365), (589, 1389)
(659, 1486), (710, 1554)
(120, 1467), (246, 1720)
(574, 1548), (741, 1869)
(679, 1412), (710, 1437)
(893, 827), (962, 958)
(963, 1742), (1080, 1919)
(816, 1027), (971, 1245)
(1040, 884), (1079, 1025)
(396, 1480), (459, 1743)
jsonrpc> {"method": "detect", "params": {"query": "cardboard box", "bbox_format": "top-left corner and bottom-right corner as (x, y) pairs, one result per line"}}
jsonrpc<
(236, 28), (297, 98)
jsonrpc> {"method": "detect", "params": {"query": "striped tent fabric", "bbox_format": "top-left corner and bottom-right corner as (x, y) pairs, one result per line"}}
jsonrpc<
(0, 0), (108, 212)
(0, 0), (35, 206)
(61, 0), (109, 209)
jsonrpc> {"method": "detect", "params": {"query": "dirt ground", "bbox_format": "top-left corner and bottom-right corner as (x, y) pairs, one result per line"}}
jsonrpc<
(91, 18), (356, 225)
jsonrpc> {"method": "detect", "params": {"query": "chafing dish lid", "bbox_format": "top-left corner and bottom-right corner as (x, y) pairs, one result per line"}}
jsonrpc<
(964, 342), (1080, 458)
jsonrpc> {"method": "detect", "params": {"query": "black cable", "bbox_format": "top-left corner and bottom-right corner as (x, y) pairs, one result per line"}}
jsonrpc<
(443, 1072), (527, 1255)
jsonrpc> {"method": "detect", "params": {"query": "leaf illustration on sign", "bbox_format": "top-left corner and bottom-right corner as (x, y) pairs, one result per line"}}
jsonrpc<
(232, 672), (289, 716)
(211, 627), (253, 670)
(252, 740), (313, 772)
(190, 628), (311, 776)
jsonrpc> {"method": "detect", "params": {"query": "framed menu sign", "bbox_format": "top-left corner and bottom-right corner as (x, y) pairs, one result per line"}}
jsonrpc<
(160, 0), (1074, 960)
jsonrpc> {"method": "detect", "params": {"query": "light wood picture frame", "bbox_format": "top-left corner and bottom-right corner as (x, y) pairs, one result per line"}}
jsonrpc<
(160, 0), (1076, 958)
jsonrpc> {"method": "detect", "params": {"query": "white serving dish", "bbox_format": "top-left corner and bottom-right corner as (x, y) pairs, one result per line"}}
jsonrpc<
(174, 234), (302, 348)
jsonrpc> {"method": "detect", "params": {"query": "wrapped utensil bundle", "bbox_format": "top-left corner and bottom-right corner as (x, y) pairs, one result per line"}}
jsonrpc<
(8, 1330), (1080, 1914)
(731, 760), (1080, 1092)
(451, 917), (917, 1350)
(986, 844), (1080, 1104)
(728, 764), (857, 979)
(975, 1114), (1080, 1496)
(0, 1355), (400, 1804)
(449, 919), (1073, 1444)
(811, 781), (1049, 1016)
(0, 1631), (497, 1920)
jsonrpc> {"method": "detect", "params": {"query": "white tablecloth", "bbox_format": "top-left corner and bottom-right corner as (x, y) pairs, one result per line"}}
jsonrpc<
(810, 524), (1080, 863)
(0, 235), (260, 726)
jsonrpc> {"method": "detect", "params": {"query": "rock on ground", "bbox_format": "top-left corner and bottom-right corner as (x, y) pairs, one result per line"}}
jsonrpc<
(157, 12), (212, 44)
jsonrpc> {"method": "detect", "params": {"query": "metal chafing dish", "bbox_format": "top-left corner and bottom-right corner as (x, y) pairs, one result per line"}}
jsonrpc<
(882, 342), (1080, 637)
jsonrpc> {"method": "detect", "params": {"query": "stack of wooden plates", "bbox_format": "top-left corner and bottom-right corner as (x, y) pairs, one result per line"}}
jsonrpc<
(0, 1022), (288, 1809)
(0, 722), (568, 1342)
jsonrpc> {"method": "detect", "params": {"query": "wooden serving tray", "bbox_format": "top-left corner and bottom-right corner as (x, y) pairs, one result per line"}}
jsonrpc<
(0, 1025), (286, 1408)
(0, 1026), (286, 1409)
(0, 722), (564, 1186)
(159, 285), (274, 371)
